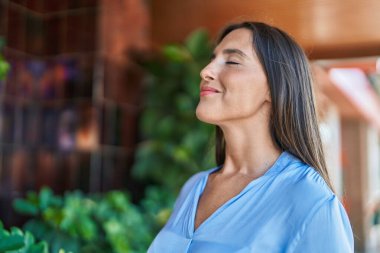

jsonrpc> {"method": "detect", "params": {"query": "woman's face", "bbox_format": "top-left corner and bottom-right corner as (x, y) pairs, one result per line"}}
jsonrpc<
(196, 28), (271, 126)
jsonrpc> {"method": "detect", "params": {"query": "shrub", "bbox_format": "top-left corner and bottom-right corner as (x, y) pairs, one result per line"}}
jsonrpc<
(0, 220), (49, 253)
(13, 187), (174, 253)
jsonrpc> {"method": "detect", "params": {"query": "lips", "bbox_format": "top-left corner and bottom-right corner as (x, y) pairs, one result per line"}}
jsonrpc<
(200, 86), (221, 97)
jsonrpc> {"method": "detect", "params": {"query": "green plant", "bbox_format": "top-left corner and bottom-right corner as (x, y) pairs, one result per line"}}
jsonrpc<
(0, 220), (48, 253)
(9, 28), (215, 252)
(132, 29), (215, 192)
(14, 187), (173, 253)
(0, 38), (10, 80)
(139, 185), (176, 234)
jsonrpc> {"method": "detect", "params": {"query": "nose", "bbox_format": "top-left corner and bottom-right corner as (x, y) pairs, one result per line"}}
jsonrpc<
(200, 63), (215, 81)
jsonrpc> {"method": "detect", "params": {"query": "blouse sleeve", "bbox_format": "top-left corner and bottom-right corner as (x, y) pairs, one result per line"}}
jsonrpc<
(291, 195), (354, 253)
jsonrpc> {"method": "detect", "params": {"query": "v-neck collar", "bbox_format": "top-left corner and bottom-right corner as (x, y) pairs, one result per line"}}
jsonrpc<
(189, 150), (290, 236)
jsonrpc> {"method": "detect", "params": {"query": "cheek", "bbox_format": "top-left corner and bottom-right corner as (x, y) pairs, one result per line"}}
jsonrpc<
(223, 74), (268, 112)
(195, 70), (269, 123)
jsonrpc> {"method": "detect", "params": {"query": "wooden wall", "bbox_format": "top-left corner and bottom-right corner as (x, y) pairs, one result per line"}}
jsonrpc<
(151, 0), (380, 59)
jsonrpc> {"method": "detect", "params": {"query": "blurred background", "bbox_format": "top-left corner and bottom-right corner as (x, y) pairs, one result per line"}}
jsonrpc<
(0, 0), (380, 252)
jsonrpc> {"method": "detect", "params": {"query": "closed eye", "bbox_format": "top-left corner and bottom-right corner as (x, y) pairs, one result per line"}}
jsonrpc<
(226, 61), (239, 65)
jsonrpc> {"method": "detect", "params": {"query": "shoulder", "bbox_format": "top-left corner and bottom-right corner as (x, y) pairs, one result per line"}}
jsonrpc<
(175, 166), (219, 203)
(271, 152), (338, 224)
(274, 153), (353, 251)
(276, 152), (334, 202)
(179, 168), (212, 194)
(168, 167), (218, 218)
(287, 193), (354, 252)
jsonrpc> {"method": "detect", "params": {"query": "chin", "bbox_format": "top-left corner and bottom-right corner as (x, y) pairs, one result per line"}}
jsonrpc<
(195, 105), (219, 125)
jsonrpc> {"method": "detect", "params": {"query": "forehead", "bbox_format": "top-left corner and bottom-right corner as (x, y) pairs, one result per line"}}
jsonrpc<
(215, 28), (254, 54)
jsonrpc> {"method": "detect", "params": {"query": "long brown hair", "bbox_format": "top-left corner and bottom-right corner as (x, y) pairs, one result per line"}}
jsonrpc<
(214, 21), (334, 192)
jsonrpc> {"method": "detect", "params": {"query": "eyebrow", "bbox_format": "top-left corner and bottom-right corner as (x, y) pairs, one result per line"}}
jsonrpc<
(211, 48), (248, 59)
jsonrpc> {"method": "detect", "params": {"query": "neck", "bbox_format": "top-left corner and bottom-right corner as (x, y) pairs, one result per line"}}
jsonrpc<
(219, 116), (282, 178)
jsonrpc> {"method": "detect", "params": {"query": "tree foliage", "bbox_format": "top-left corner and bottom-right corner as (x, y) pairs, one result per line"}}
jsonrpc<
(132, 29), (215, 192)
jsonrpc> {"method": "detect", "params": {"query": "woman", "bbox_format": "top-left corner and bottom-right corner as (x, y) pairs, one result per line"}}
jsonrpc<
(148, 21), (354, 253)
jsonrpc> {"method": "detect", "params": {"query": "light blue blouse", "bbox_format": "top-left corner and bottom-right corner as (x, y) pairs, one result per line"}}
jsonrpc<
(148, 151), (354, 253)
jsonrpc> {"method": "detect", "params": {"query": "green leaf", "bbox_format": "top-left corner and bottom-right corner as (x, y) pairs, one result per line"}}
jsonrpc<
(28, 241), (49, 253)
(185, 29), (211, 60)
(23, 231), (35, 248)
(0, 58), (10, 81)
(175, 93), (194, 111)
(13, 199), (39, 216)
(0, 234), (25, 251)
(25, 192), (39, 206)
(10, 227), (24, 236)
(0, 229), (10, 239)
(77, 216), (97, 241)
(162, 45), (191, 62)
(39, 187), (53, 210)
(23, 220), (51, 240)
